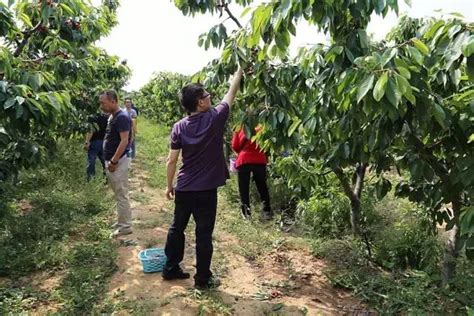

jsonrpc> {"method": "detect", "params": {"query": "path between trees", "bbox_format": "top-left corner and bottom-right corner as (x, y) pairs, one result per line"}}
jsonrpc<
(105, 154), (371, 315)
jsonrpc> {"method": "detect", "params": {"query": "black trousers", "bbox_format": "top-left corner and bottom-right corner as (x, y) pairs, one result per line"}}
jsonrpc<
(164, 189), (217, 283)
(237, 164), (272, 216)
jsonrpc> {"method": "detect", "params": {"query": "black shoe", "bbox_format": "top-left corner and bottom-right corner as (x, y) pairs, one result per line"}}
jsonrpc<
(194, 276), (221, 290)
(262, 211), (274, 221)
(241, 211), (251, 220)
(241, 205), (251, 219)
(162, 267), (190, 280)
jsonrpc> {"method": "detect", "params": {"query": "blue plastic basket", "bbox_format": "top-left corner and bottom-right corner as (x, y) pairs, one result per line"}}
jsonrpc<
(138, 248), (167, 273)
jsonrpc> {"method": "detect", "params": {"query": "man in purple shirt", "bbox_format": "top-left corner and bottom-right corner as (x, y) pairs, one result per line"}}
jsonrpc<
(162, 68), (243, 289)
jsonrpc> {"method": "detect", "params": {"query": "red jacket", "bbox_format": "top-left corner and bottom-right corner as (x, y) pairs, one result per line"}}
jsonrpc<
(231, 128), (267, 168)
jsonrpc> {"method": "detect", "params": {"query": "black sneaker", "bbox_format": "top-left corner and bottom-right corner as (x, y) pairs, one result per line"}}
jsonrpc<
(241, 211), (251, 220)
(194, 276), (221, 290)
(162, 267), (190, 280)
(241, 206), (251, 220)
(262, 211), (274, 221)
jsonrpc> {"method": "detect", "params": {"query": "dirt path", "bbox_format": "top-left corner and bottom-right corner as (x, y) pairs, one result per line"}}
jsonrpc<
(105, 158), (371, 315)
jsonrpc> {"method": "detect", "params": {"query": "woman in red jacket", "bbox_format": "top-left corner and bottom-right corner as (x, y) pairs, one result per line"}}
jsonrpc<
(231, 126), (273, 220)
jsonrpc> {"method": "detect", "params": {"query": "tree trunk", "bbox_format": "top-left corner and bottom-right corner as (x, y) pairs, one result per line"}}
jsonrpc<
(333, 164), (367, 237)
(350, 197), (361, 236)
(442, 198), (462, 286)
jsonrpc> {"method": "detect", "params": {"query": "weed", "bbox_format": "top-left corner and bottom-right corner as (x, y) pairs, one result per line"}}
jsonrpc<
(189, 289), (233, 315)
(0, 138), (116, 313)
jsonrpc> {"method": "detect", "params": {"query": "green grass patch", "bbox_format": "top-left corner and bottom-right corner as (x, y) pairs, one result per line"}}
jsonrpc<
(0, 138), (117, 313)
(135, 119), (170, 188)
(217, 184), (292, 263)
(188, 289), (233, 316)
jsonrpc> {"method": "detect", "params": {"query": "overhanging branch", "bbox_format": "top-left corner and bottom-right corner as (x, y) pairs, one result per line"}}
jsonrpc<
(14, 21), (43, 57)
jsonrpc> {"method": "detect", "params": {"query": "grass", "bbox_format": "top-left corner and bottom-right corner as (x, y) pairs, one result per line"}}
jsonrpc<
(0, 138), (117, 314)
(130, 190), (151, 203)
(135, 119), (170, 188)
(307, 191), (474, 315)
(94, 294), (160, 314)
(188, 288), (234, 316)
(217, 177), (292, 264)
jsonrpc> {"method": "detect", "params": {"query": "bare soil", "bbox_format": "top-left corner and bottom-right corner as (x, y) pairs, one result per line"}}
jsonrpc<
(104, 160), (372, 315)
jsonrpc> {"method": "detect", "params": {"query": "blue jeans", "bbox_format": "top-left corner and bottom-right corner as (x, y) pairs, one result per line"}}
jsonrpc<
(86, 140), (105, 180)
(127, 140), (136, 159)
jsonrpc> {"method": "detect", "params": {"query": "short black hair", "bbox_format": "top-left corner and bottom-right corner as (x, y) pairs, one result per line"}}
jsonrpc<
(179, 83), (205, 113)
(101, 90), (118, 103)
(124, 97), (132, 102)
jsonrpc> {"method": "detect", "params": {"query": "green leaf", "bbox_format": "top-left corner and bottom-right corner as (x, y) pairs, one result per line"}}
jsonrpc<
(31, 73), (44, 90)
(46, 93), (61, 111)
(394, 57), (410, 71)
(423, 20), (444, 39)
(450, 69), (461, 87)
(59, 3), (75, 15)
(407, 46), (423, 65)
(275, 30), (290, 51)
(357, 74), (375, 103)
(279, 0), (292, 19)
(462, 35), (474, 57)
(410, 161), (423, 180)
(272, 303), (284, 311)
(4, 97), (15, 109)
(460, 206), (474, 236)
(376, 177), (392, 199)
(249, 5), (272, 47)
(325, 46), (343, 62)
(15, 103), (24, 119)
(342, 143), (350, 159)
(240, 7), (253, 17)
(396, 67), (411, 79)
(468, 134), (474, 144)
(358, 29), (368, 48)
(448, 12), (464, 18)
(0, 80), (7, 93)
(27, 98), (45, 114)
(16, 96), (25, 105)
(386, 77), (401, 107)
(467, 55), (474, 81)
(395, 74), (415, 104)
(19, 13), (33, 28)
(412, 38), (430, 55)
(373, 72), (388, 102)
(432, 103), (447, 129)
(288, 118), (301, 136)
(381, 48), (398, 66)
(277, 111), (285, 123)
(374, 0), (387, 14)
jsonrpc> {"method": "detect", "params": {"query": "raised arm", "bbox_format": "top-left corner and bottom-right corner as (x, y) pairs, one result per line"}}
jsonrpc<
(222, 68), (243, 109)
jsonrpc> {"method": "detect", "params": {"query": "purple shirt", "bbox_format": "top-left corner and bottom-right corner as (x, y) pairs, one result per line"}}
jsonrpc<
(171, 102), (230, 191)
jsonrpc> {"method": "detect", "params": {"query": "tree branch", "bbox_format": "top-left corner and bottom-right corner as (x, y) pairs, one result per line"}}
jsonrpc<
(405, 122), (450, 184)
(222, 1), (243, 29)
(333, 167), (357, 203)
(354, 163), (368, 199)
(14, 21), (43, 57)
(19, 51), (69, 65)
